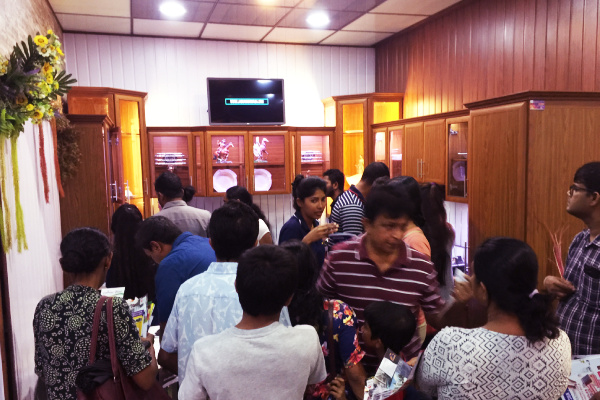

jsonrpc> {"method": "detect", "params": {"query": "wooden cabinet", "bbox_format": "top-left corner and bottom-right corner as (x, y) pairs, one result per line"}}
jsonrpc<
(67, 87), (150, 217)
(446, 116), (469, 202)
(466, 92), (600, 284)
(60, 115), (118, 237)
(401, 120), (445, 184)
(147, 128), (194, 198)
(295, 128), (334, 178)
(323, 93), (403, 188)
(249, 131), (291, 194)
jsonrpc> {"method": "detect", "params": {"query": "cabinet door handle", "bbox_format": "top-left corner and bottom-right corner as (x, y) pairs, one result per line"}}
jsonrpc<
(111, 181), (118, 202)
(421, 160), (425, 179)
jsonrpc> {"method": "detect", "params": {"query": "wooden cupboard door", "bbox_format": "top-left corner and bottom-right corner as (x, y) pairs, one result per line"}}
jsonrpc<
(422, 120), (446, 184)
(108, 127), (125, 207)
(468, 102), (528, 253)
(526, 100), (600, 284)
(403, 122), (424, 180)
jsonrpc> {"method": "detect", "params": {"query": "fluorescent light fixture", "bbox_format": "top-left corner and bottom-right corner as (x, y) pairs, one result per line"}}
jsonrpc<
(159, 1), (187, 18)
(306, 11), (330, 28)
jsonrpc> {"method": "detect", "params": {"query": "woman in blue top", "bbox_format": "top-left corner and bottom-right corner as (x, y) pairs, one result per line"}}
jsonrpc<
(279, 175), (338, 267)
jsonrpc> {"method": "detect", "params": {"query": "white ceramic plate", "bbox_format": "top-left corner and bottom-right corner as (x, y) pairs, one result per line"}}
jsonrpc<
(254, 169), (272, 191)
(213, 169), (238, 192)
(452, 161), (466, 182)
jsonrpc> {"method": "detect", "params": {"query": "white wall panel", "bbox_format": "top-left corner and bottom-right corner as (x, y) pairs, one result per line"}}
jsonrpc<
(3, 121), (63, 399)
(445, 201), (469, 263)
(64, 34), (376, 127)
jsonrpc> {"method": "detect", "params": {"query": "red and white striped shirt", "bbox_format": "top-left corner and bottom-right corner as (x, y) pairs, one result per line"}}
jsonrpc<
(316, 234), (445, 361)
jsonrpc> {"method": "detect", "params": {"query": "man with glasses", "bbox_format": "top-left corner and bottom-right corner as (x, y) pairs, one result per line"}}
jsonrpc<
(544, 161), (600, 356)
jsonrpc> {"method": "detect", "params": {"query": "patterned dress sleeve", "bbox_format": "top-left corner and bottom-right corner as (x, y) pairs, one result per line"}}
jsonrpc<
(329, 300), (365, 368)
(112, 298), (153, 376)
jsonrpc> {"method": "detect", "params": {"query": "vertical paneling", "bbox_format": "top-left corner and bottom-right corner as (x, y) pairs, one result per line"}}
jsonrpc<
(65, 34), (376, 127)
(376, 0), (600, 119)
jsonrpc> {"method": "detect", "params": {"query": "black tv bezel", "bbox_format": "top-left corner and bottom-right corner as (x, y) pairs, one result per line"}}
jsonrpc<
(207, 77), (286, 126)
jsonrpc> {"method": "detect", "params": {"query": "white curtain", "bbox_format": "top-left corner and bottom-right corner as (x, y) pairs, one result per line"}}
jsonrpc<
(2, 120), (63, 399)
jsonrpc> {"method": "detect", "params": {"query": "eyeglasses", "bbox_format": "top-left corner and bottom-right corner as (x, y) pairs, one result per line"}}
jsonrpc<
(568, 184), (594, 197)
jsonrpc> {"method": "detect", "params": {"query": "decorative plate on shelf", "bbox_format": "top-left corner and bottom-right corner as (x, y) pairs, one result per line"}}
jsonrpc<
(254, 169), (272, 191)
(452, 161), (466, 182)
(213, 169), (237, 192)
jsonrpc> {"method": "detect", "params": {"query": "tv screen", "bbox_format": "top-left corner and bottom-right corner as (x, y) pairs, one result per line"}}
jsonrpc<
(207, 78), (285, 125)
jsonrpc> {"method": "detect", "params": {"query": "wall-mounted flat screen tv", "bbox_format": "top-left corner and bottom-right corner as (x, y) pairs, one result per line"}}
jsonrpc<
(207, 78), (285, 125)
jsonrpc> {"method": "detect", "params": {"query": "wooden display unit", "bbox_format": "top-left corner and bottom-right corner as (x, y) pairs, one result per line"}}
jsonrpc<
(294, 128), (334, 178)
(249, 131), (291, 194)
(466, 92), (600, 284)
(323, 93), (403, 188)
(446, 116), (469, 203)
(206, 130), (248, 196)
(67, 87), (150, 217)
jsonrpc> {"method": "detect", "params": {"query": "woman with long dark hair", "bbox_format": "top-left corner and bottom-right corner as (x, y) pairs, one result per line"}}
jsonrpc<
(282, 240), (365, 400)
(279, 175), (337, 267)
(106, 204), (157, 301)
(417, 237), (571, 399)
(224, 185), (273, 245)
(34, 228), (158, 400)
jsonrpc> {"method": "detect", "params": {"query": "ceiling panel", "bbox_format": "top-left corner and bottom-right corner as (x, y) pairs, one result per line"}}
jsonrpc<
(321, 30), (392, 46)
(263, 27), (334, 43)
(370, 0), (462, 15)
(50, 0), (130, 18)
(277, 8), (360, 30)
(297, 0), (386, 13)
(57, 14), (131, 34)
(222, 0), (303, 6)
(131, 0), (214, 22)
(133, 18), (204, 37)
(343, 13), (426, 32)
(202, 23), (272, 40)
(209, 4), (290, 25)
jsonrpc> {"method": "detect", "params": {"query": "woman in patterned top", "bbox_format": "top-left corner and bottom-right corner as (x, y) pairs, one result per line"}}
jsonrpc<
(33, 227), (158, 400)
(281, 240), (365, 400)
(417, 237), (571, 400)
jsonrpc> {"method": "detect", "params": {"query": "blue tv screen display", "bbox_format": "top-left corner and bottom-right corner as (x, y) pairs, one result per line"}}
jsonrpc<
(207, 78), (285, 125)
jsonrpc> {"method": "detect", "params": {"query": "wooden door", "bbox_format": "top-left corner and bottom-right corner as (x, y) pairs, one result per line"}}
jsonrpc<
(526, 100), (600, 283)
(296, 129), (333, 178)
(422, 119), (446, 184)
(403, 122), (424, 180)
(108, 127), (125, 208)
(205, 130), (248, 196)
(468, 102), (528, 253)
(388, 125), (404, 178)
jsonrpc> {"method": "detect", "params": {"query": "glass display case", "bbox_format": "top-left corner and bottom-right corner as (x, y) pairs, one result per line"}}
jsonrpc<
(389, 126), (403, 178)
(250, 131), (290, 194)
(207, 132), (247, 194)
(373, 128), (387, 164)
(446, 116), (468, 202)
(148, 132), (192, 198)
(342, 103), (365, 187)
(296, 128), (333, 178)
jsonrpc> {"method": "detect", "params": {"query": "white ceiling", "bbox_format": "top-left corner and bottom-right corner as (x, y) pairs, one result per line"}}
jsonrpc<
(50, 0), (464, 47)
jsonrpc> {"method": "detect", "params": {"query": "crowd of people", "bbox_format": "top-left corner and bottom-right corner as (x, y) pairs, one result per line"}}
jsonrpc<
(32, 160), (600, 400)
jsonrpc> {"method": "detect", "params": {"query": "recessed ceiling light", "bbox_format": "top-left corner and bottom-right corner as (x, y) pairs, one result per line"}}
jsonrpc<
(159, 1), (187, 18)
(306, 11), (330, 28)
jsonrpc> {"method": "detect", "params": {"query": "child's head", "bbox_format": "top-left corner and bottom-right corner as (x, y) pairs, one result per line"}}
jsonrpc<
(363, 301), (416, 355)
(236, 245), (298, 317)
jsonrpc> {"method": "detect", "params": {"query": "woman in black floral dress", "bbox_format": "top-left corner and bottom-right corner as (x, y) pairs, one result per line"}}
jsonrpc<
(33, 227), (158, 400)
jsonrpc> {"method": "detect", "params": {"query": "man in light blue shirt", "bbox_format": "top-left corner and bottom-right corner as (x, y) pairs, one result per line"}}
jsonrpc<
(158, 202), (289, 382)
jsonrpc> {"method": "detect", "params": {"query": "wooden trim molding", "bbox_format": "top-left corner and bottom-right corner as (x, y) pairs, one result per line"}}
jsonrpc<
(66, 114), (114, 126)
(68, 86), (148, 100)
(371, 109), (470, 129)
(465, 91), (600, 110)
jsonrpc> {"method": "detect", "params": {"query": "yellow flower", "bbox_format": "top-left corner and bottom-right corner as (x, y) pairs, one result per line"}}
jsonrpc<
(26, 104), (34, 111)
(39, 46), (51, 56)
(42, 62), (53, 74)
(47, 29), (54, 35)
(46, 75), (54, 84)
(0, 68), (6, 76)
(16, 94), (28, 106)
(33, 110), (44, 120)
(34, 35), (48, 47)
(53, 82), (59, 90)
(57, 47), (64, 56)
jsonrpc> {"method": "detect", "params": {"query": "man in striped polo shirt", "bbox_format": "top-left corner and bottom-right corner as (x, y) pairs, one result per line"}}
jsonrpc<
(329, 162), (390, 236)
(317, 184), (470, 367)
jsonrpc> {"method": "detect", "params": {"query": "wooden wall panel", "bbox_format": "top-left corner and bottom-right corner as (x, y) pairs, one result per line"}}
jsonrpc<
(468, 102), (528, 252)
(376, 0), (600, 118)
(526, 101), (600, 284)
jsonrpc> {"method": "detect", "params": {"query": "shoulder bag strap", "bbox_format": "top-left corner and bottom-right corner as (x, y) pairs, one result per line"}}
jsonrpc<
(89, 296), (109, 364)
(106, 297), (122, 381)
(327, 300), (336, 376)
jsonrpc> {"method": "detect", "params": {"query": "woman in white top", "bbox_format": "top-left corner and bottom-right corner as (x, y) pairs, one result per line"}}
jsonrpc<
(224, 186), (272, 245)
(417, 237), (571, 400)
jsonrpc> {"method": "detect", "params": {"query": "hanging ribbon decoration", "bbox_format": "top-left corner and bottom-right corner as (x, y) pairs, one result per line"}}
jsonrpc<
(11, 137), (27, 252)
(38, 124), (50, 203)
(0, 139), (12, 252)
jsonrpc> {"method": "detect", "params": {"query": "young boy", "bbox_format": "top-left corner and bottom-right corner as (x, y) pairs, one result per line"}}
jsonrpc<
(179, 245), (326, 400)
